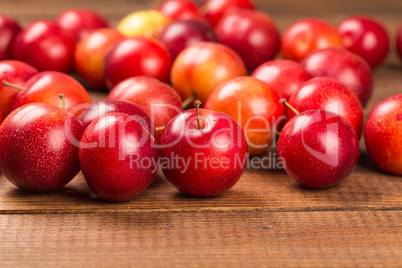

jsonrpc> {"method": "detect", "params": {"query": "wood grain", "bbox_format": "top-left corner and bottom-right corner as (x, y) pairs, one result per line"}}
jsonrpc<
(0, 0), (401, 267)
(1, 211), (401, 267)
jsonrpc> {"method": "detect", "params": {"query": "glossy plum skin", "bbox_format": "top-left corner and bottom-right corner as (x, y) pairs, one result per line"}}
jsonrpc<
(157, 0), (203, 21)
(116, 10), (171, 38)
(0, 103), (84, 192)
(287, 77), (364, 138)
(56, 8), (109, 41)
(74, 28), (125, 90)
(216, 8), (280, 71)
(12, 20), (75, 73)
(337, 16), (389, 68)
(77, 99), (153, 133)
(0, 106), (2, 125)
(204, 76), (284, 156)
(396, 25), (402, 61)
(104, 37), (172, 89)
(160, 108), (248, 197)
(301, 47), (373, 107)
(12, 71), (92, 114)
(171, 42), (247, 104)
(108, 76), (183, 142)
(365, 94), (402, 175)
(252, 59), (312, 100)
(281, 19), (342, 62)
(0, 60), (38, 117)
(0, 15), (21, 60)
(201, 0), (255, 27)
(278, 110), (360, 189)
(79, 112), (159, 202)
(159, 19), (219, 59)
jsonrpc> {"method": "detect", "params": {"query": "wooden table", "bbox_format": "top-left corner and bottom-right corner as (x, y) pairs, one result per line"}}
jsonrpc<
(1, 0), (401, 267)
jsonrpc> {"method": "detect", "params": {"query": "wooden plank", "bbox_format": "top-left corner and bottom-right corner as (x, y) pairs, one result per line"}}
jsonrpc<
(0, 150), (401, 214)
(0, 211), (401, 267)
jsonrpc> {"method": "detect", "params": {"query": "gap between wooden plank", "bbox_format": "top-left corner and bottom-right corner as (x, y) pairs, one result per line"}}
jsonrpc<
(1, 205), (401, 215)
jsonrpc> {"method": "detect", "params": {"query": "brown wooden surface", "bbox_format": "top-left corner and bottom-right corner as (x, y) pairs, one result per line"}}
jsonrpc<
(1, 0), (402, 267)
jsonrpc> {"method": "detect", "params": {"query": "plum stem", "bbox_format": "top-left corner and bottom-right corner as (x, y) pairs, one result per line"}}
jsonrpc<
(280, 98), (299, 115)
(195, 100), (202, 130)
(155, 126), (166, 131)
(273, 128), (281, 136)
(59, 94), (65, 110)
(2, 80), (26, 91)
(182, 94), (196, 109)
